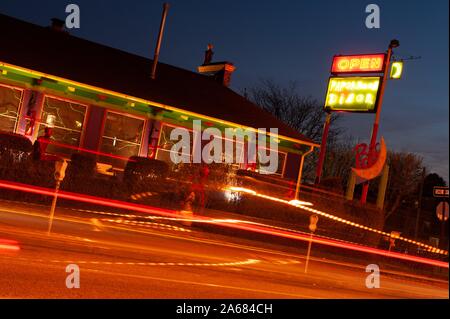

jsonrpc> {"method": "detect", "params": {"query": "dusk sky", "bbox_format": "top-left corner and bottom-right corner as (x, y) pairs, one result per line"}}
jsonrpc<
(1, 0), (448, 180)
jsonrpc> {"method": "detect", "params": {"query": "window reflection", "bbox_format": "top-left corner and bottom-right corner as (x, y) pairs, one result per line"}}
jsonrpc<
(0, 84), (22, 133)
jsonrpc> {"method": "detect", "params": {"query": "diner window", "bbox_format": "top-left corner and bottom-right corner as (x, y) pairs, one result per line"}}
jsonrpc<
(206, 136), (245, 167)
(257, 148), (287, 176)
(155, 124), (196, 165)
(99, 111), (144, 166)
(37, 96), (87, 156)
(0, 84), (23, 133)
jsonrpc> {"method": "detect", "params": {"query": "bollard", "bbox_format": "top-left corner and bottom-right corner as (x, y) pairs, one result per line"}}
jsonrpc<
(304, 214), (319, 273)
(47, 159), (68, 235)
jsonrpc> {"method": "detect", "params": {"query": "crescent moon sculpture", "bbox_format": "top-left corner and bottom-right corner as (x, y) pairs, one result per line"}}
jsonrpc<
(352, 137), (387, 181)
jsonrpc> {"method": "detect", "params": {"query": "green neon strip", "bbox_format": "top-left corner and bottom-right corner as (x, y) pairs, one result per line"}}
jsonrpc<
(1, 66), (311, 153)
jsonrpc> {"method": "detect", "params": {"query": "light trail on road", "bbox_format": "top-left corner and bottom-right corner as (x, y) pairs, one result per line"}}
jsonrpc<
(0, 238), (20, 252)
(0, 179), (448, 268)
(225, 186), (448, 256)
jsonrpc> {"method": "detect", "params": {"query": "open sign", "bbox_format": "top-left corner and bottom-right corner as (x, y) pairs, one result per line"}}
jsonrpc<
(331, 54), (386, 74)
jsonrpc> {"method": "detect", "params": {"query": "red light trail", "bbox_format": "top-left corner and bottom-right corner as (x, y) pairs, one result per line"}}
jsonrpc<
(0, 179), (448, 268)
(0, 238), (20, 252)
(37, 139), (137, 162)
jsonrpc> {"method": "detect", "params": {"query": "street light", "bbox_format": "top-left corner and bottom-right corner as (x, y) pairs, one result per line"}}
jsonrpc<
(389, 39), (400, 48)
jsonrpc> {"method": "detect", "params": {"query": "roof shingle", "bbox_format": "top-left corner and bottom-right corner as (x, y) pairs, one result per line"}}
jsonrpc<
(0, 13), (315, 144)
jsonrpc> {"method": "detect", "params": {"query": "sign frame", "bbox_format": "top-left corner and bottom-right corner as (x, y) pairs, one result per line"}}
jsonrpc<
(330, 53), (387, 74)
(433, 186), (449, 198)
(436, 201), (449, 222)
(324, 76), (383, 113)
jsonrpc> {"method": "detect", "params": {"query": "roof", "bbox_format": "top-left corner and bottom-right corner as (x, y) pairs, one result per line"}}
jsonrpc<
(0, 13), (315, 145)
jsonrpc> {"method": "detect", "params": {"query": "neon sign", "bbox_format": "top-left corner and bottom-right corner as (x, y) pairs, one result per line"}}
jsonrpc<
(324, 76), (381, 113)
(331, 54), (385, 73)
(390, 61), (403, 79)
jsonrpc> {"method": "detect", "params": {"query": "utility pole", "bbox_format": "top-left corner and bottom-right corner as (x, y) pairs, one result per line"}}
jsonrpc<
(414, 167), (426, 240)
(150, 3), (170, 80)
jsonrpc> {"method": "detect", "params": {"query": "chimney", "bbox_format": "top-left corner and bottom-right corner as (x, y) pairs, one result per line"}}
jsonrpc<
(49, 18), (66, 33)
(197, 44), (236, 87)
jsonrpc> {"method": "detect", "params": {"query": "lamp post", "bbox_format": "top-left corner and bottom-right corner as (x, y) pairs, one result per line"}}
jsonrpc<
(360, 39), (399, 204)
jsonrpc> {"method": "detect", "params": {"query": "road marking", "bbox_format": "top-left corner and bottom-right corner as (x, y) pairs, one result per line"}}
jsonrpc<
(0, 203), (447, 285)
(73, 266), (319, 298)
(102, 218), (191, 233)
(1, 255), (260, 268)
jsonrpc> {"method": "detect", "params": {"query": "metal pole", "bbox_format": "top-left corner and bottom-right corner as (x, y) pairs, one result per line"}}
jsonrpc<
(376, 164), (390, 209)
(150, 3), (170, 80)
(47, 180), (61, 235)
(361, 41), (397, 203)
(295, 146), (314, 200)
(414, 167), (426, 240)
(304, 232), (313, 273)
(345, 169), (356, 201)
(315, 112), (331, 185)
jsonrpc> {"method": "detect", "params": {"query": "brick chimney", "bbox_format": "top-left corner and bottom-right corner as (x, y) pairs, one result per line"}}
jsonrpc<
(50, 18), (65, 32)
(197, 44), (236, 87)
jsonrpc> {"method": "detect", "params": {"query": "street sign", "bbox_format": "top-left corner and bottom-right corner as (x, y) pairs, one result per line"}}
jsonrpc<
(324, 76), (382, 113)
(389, 231), (401, 251)
(331, 54), (386, 74)
(433, 186), (449, 198)
(436, 202), (449, 222)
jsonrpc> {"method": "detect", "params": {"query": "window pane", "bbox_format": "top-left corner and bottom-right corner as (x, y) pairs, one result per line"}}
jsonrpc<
(156, 124), (194, 164)
(0, 85), (22, 133)
(38, 96), (86, 156)
(258, 149), (286, 176)
(99, 112), (144, 166)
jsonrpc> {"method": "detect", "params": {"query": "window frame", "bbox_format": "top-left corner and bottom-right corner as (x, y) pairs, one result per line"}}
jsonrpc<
(155, 122), (200, 163)
(0, 83), (25, 134)
(37, 94), (89, 153)
(99, 109), (146, 159)
(256, 145), (288, 177)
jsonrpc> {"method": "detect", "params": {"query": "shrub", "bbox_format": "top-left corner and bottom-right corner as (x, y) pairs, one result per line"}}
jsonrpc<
(123, 157), (169, 193)
(66, 152), (97, 178)
(0, 132), (33, 169)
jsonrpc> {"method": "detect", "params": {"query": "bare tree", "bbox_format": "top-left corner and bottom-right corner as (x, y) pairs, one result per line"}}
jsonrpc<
(383, 151), (424, 221)
(245, 80), (345, 182)
(246, 79), (342, 143)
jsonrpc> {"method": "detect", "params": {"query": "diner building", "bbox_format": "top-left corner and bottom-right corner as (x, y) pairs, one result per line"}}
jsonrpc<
(0, 14), (319, 182)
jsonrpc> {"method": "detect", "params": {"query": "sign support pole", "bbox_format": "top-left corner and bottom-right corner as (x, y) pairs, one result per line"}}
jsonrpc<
(361, 40), (397, 204)
(47, 180), (61, 235)
(304, 232), (313, 273)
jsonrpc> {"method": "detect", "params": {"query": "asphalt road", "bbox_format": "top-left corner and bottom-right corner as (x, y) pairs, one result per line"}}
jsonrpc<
(0, 199), (448, 298)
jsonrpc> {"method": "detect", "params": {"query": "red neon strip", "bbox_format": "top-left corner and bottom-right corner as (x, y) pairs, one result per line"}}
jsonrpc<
(0, 180), (448, 269)
(43, 140), (136, 162)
